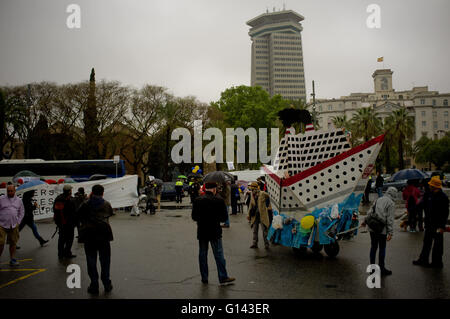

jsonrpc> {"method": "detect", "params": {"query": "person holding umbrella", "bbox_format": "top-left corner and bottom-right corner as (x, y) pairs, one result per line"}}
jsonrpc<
(413, 176), (449, 268)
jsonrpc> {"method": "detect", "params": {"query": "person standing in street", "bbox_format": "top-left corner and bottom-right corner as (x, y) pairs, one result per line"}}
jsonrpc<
(413, 176), (449, 269)
(155, 183), (162, 212)
(19, 190), (48, 247)
(53, 184), (77, 259)
(189, 180), (201, 204)
(402, 180), (421, 232)
(218, 181), (231, 228)
(362, 186), (397, 276)
(74, 187), (88, 211)
(192, 182), (235, 286)
(248, 182), (271, 250)
(144, 182), (156, 214)
(175, 179), (184, 205)
(230, 179), (239, 215)
(375, 172), (384, 198)
(78, 184), (114, 294)
(363, 176), (372, 204)
(0, 185), (24, 266)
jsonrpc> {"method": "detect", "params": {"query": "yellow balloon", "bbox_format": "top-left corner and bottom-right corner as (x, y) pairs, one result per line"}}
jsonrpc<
(300, 216), (315, 230)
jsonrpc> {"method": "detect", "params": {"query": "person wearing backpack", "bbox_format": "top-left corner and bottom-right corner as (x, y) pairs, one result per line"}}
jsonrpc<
(77, 184), (114, 295)
(361, 187), (397, 276)
(53, 185), (77, 259)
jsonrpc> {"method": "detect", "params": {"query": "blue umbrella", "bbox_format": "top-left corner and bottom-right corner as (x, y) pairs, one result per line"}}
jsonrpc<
(16, 179), (46, 191)
(390, 169), (428, 181)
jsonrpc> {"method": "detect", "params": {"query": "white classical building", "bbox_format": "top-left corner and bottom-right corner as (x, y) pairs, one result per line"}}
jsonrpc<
(247, 9), (306, 101)
(310, 69), (450, 142)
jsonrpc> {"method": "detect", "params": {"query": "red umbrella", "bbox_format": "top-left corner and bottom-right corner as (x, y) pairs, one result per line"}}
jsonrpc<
(0, 182), (6, 188)
(45, 179), (57, 184)
(18, 178), (24, 185)
(58, 178), (65, 184)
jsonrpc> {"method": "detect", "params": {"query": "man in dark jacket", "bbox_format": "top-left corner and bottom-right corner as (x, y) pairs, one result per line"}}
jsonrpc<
(375, 172), (384, 198)
(230, 180), (239, 215)
(192, 182), (235, 286)
(53, 185), (77, 259)
(77, 184), (114, 294)
(413, 176), (449, 268)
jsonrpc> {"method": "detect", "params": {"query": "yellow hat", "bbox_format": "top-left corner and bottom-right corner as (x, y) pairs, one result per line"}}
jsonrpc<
(428, 176), (442, 189)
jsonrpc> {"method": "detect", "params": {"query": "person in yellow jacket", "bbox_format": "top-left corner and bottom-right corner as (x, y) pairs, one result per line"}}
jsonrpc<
(175, 179), (184, 205)
(247, 182), (271, 249)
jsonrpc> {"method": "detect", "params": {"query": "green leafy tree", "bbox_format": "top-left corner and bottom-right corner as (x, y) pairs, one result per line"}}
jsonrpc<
(211, 85), (290, 169)
(350, 107), (382, 144)
(387, 108), (415, 170)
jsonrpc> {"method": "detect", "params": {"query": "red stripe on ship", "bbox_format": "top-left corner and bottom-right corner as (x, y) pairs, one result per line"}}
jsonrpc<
(264, 134), (385, 187)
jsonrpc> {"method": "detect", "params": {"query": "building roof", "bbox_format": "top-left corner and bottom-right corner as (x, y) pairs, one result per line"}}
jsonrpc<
(246, 10), (304, 27)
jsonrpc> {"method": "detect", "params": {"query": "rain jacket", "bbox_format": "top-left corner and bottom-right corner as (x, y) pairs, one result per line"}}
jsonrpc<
(423, 189), (449, 230)
(77, 195), (114, 243)
(366, 187), (396, 236)
(192, 191), (228, 240)
(402, 184), (421, 210)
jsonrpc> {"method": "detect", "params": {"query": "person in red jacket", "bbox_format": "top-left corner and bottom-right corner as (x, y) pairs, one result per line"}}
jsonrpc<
(402, 180), (421, 232)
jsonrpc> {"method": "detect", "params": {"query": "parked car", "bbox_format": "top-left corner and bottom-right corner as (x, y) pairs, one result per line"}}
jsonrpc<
(443, 173), (450, 187)
(161, 182), (177, 201)
(371, 178), (407, 192)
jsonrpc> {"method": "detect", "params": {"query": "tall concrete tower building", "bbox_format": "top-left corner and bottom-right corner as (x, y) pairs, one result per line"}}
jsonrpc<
(247, 9), (306, 101)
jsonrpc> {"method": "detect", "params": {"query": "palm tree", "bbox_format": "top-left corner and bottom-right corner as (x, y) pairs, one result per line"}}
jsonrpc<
(350, 107), (382, 143)
(331, 115), (350, 130)
(386, 108), (415, 170)
(380, 116), (396, 173)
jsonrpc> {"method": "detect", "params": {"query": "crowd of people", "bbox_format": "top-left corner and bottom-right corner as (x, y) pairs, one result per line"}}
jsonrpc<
(0, 183), (115, 295)
(1, 170), (448, 292)
(362, 174), (449, 277)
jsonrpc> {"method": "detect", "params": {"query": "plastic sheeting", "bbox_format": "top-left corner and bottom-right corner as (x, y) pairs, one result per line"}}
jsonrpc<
(0, 175), (139, 221)
(267, 193), (363, 248)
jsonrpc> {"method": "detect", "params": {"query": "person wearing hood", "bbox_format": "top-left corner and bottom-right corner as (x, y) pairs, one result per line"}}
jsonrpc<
(413, 176), (449, 268)
(362, 186), (397, 276)
(77, 184), (114, 294)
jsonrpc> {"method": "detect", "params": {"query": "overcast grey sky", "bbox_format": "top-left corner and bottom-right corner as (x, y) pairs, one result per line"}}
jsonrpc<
(1, 0), (449, 103)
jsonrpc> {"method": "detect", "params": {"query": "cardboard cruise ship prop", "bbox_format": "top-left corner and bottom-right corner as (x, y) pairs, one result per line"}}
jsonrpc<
(264, 108), (384, 257)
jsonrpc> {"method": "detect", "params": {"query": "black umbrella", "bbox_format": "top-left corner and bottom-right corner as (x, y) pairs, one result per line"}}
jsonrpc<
(202, 171), (235, 184)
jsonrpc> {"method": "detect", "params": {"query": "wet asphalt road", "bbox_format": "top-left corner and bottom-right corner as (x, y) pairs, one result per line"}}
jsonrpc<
(0, 196), (449, 299)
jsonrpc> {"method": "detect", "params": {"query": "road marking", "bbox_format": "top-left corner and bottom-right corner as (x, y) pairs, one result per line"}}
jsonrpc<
(0, 269), (47, 289)
(0, 258), (33, 265)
